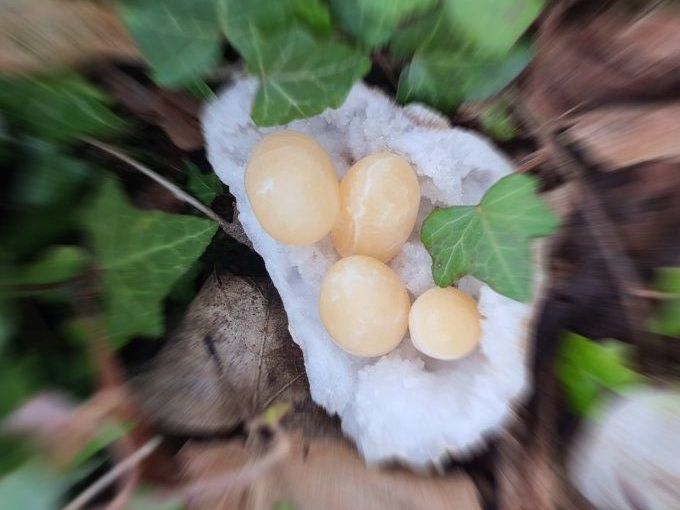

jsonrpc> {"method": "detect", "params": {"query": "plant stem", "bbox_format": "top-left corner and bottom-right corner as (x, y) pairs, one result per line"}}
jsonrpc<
(83, 138), (251, 247)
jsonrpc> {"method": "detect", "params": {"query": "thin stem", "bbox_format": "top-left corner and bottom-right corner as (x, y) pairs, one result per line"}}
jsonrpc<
(83, 138), (251, 247)
(62, 436), (163, 510)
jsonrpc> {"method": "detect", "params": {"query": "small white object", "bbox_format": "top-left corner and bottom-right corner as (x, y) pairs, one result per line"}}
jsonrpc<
(570, 387), (680, 510)
(203, 78), (538, 468)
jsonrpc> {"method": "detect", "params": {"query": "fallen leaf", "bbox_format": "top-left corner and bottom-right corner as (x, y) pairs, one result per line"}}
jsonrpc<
(101, 69), (204, 151)
(1, 389), (123, 467)
(525, 3), (680, 123)
(0, 0), (138, 74)
(181, 432), (482, 510)
(564, 103), (680, 170)
(132, 274), (337, 436)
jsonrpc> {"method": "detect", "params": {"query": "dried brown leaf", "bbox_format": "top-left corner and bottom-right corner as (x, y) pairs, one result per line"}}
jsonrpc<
(2, 389), (123, 467)
(132, 274), (337, 437)
(524, 3), (680, 124)
(101, 69), (204, 151)
(181, 432), (482, 510)
(564, 103), (680, 170)
(0, 0), (138, 74)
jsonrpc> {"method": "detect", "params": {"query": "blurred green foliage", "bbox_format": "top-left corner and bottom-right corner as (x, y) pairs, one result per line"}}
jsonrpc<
(117, 0), (543, 124)
(650, 267), (680, 336)
(557, 333), (645, 416)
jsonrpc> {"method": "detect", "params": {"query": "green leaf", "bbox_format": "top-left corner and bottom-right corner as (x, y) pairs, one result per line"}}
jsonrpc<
(557, 333), (645, 415)
(186, 163), (222, 205)
(16, 246), (89, 286)
(294, 0), (332, 36)
(14, 141), (90, 208)
(70, 421), (133, 468)
(2, 143), (92, 260)
(421, 174), (557, 301)
(218, 0), (299, 58)
(479, 100), (516, 141)
(126, 489), (185, 510)
(390, 6), (456, 59)
(119, 0), (222, 87)
(80, 177), (218, 346)
(246, 28), (370, 126)
(396, 43), (532, 111)
(447, 0), (544, 57)
(0, 74), (124, 144)
(650, 267), (680, 336)
(0, 461), (65, 509)
(330, 0), (436, 48)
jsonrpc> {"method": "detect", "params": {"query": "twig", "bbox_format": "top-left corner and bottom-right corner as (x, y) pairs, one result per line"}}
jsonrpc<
(62, 436), (163, 510)
(514, 104), (653, 339)
(82, 138), (252, 247)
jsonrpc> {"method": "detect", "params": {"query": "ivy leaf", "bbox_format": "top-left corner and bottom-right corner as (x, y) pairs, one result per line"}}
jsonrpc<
(421, 174), (557, 301)
(17, 246), (89, 286)
(557, 333), (645, 416)
(219, 0), (327, 58)
(479, 100), (517, 141)
(0, 461), (65, 509)
(649, 267), (680, 336)
(294, 0), (332, 36)
(0, 74), (124, 144)
(3, 143), (92, 259)
(447, 0), (544, 57)
(186, 163), (222, 205)
(396, 43), (532, 111)
(119, 0), (222, 87)
(245, 28), (370, 126)
(80, 178), (217, 346)
(330, 0), (436, 48)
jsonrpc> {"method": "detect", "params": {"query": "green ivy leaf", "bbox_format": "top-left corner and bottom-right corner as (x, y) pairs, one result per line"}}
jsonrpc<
(246, 28), (370, 126)
(330, 0), (436, 48)
(14, 141), (90, 208)
(0, 461), (65, 509)
(186, 163), (223, 205)
(0, 74), (124, 144)
(17, 246), (89, 286)
(219, 0), (325, 58)
(396, 43), (532, 111)
(2, 143), (92, 259)
(479, 100), (517, 141)
(649, 267), (680, 336)
(557, 333), (645, 416)
(447, 0), (544, 57)
(119, 0), (222, 87)
(80, 177), (218, 346)
(421, 174), (557, 301)
(294, 0), (332, 36)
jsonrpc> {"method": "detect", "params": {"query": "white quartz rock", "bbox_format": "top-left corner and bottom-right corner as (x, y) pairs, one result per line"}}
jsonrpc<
(569, 387), (680, 510)
(202, 78), (537, 468)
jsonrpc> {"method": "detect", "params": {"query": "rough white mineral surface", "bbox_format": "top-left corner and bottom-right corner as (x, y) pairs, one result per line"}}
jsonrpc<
(203, 78), (534, 468)
(569, 387), (680, 510)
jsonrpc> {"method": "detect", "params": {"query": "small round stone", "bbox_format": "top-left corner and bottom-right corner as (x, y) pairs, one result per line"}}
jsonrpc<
(409, 287), (481, 360)
(319, 255), (410, 357)
(245, 131), (340, 245)
(332, 152), (420, 262)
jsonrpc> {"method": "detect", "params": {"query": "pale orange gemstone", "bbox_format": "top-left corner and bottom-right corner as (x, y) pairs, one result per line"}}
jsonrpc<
(319, 255), (410, 357)
(245, 131), (340, 245)
(409, 287), (481, 360)
(332, 152), (420, 262)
